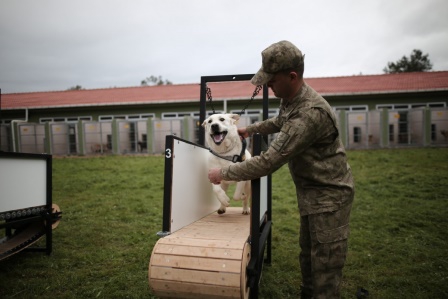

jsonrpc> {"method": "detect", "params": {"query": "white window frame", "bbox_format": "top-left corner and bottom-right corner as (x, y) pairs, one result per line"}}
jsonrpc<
(376, 102), (446, 110)
(39, 116), (92, 123)
(98, 114), (155, 121)
(164, 111), (223, 120)
(333, 105), (368, 112)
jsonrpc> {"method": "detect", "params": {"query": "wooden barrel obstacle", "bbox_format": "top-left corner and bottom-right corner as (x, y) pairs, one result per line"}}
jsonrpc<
(149, 207), (251, 299)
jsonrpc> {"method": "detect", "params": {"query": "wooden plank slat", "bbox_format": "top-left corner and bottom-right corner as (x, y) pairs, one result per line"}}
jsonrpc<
(150, 279), (241, 299)
(150, 267), (241, 287)
(153, 244), (243, 260)
(179, 224), (248, 234)
(151, 254), (242, 273)
(158, 236), (246, 250)
(172, 229), (247, 240)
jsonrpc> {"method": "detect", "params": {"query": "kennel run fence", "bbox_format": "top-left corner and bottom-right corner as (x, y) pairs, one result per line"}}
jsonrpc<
(2, 118), (195, 155)
(340, 108), (448, 149)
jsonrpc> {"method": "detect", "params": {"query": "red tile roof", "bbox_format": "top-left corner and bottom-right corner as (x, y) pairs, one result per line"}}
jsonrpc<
(3, 71), (448, 110)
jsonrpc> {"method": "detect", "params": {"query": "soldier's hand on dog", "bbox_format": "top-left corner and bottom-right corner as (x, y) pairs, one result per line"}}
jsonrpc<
(238, 127), (250, 139)
(208, 168), (222, 185)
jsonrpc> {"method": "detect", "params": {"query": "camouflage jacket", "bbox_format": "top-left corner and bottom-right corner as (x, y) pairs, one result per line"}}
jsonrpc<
(221, 82), (354, 215)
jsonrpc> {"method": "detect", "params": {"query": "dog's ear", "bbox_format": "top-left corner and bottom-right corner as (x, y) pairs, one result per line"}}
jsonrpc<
(230, 114), (240, 123)
(201, 119), (207, 128)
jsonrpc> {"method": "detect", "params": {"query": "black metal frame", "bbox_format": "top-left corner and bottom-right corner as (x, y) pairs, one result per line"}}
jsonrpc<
(162, 135), (174, 233)
(199, 74), (272, 299)
(159, 74), (272, 298)
(0, 151), (54, 257)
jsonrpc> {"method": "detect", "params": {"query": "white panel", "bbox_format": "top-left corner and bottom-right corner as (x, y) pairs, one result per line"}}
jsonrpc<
(0, 157), (47, 213)
(170, 140), (220, 233)
(260, 176), (268, 223)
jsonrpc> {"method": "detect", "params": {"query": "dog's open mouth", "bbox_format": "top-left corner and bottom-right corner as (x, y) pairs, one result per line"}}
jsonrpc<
(211, 131), (227, 145)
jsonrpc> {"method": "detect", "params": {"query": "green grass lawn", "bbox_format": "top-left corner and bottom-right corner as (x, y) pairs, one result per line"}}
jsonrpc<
(1, 148), (447, 298)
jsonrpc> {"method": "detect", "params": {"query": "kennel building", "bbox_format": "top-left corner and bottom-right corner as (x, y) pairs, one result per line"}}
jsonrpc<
(2, 72), (448, 154)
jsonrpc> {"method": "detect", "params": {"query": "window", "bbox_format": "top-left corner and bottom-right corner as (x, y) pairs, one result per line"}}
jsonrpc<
(230, 109), (262, 115)
(99, 116), (113, 121)
(192, 111), (219, 118)
(162, 113), (178, 119)
(335, 107), (350, 111)
(40, 116), (92, 123)
(352, 106), (368, 111)
(376, 102), (446, 110)
(164, 111), (221, 119)
(98, 114), (154, 121)
(429, 102), (445, 108)
(230, 109), (279, 118)
(377, 105), (393, 110)
(334, 105), (368, 111)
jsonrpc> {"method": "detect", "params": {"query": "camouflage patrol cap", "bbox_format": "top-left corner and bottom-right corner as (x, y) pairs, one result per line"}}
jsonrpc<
(251, 40), (305, 86)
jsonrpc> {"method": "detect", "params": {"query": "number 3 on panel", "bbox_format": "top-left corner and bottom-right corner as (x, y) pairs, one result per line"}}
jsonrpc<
(165, 148), (172, 159)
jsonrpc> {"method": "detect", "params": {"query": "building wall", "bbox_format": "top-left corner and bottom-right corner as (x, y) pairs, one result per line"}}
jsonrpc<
(3, 107), (447, 156)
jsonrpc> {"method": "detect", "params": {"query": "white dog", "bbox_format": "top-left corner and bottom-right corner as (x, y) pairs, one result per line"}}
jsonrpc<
(202, 113), (251, 215)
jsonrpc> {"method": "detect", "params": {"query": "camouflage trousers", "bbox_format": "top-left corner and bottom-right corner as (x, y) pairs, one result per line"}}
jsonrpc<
(299, 203), (352, 299)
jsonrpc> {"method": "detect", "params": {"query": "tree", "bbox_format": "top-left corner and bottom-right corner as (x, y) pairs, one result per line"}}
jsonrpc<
(141, 75), (172, 86)
(67, 85), (84, 91)
(383, 49), (433, 73)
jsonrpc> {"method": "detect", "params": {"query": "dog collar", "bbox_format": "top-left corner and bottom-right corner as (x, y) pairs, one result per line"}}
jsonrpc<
(209, 138), (247, 163)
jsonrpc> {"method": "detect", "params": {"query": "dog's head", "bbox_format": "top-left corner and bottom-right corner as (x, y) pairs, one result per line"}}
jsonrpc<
(202, 113), (240, 147)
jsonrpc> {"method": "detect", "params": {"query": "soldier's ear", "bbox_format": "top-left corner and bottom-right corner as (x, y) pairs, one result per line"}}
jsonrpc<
(289, 71), (298, 81)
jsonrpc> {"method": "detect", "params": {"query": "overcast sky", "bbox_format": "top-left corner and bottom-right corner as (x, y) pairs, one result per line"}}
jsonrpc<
(1, 0), (447, 93)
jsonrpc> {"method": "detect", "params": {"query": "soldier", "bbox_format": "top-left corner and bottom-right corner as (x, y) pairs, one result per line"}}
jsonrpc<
(208, 40), (354, 299)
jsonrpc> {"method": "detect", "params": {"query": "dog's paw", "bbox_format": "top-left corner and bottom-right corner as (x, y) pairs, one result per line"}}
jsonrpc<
(217, 208), (226, 215)
(234, 192), (249, 201)
(242, 208), (250, 215)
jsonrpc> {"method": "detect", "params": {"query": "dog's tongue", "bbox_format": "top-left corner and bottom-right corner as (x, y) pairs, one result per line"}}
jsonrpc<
(214, 133), (224, 143)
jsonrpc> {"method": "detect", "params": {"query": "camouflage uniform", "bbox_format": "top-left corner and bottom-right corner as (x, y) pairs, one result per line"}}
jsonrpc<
(221, 41), (354, 299)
